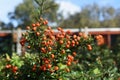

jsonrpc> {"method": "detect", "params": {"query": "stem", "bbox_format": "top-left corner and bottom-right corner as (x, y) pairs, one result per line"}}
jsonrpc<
(34, 0), (46, 18)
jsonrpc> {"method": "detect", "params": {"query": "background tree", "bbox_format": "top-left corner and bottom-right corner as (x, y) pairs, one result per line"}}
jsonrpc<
(59, 3), (119, 28)
(0, 21), (5, 30)
(101, 6), (116, 27)
(8, 0), (59, 29)
(114, 8), (120, 27)
(6, 1), (120, 29)
(59, 4), (100, 28)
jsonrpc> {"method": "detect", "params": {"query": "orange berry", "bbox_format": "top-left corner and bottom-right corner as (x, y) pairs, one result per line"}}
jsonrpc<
(54, 66), (59, 71)
(59, 40), (64, 44)
(45, 61), (49, 64)
(67, 61), (71, 66)
(27, 45), (31, 49)
(32, 67), (36, 71)
(61, 49), (65, 54)
(48, 46), (52, 51)
(79, 32), (82, 36)
(77, 36), (80, 40)
(42, 36), (47, 40)
(41, 47), (46, 53)
(71, 43), (75, 47)
(33, 64), (37, 68)
(32, 27), (37, 31)
(71, 40), (75, 44)
(51, 54), (55, 59)
(45, 20), (48, 24)
(12, 66), (18, 73)
(96, 35), (104, 46)
(67, 55), (74, 62)
(43, 20), (48, 25)
(75, 41), (79, 45)
(47, 26), (51, 30)
(5, 64), (12, 69)
(49, 35), (55, 40)
(72, 52), (76, 56)
(87, 44), (92, 51)
(13, 66), (18, 71)
(83, 33), (88, 39)
(67, 40), (71, 44)
(41, 41), (47, 46)
(50, 30), (54, 34)
(73, 35), (77, 39)
(36, 32), (40, 36)
(74, 39), (77, 42)
(59, 78), (62, 80)
(32, 23), (36, 27)
(44, 59), (50, 64)
(26, 26), (30, 30)
(48, 40), (53, 45)
(57, 27), (62, 31)
(42, 66), (46, 71)
(36, 22), (40, 26)
(66, 35), (70, 39)
(47, 64), (52, 69)
(95, 35), (99, 40)
(40, 17), (43, 21)
(66, 30), (72, 34)
(66, 44), (70, 48)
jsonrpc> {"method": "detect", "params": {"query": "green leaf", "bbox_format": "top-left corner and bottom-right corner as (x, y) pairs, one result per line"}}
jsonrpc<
(93, 68), (100, 74)
(66, 49), (71, 52)
(57, 63), (67, 70)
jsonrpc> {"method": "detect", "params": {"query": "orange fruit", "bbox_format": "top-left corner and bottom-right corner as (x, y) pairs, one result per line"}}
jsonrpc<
(57, 27), (62, 31)
(32, 67), (36, 71)
(36, 22), (40, 26)
(78, 32), (83, 36)
(36, 32), (40, 36)
(47, 26), (51, 30)
(43, 20), (48, 25)
(40, 17), (43, 21)
(54, 66), (59, 71)
(73, 35), (77, 39)
(32, 27), (37, 31)
(32, 23), (36, 27)
(5, 64), (12, 69)
(87, 44), (92, 51)
(47, 64), (52, 69)
(42, 36), (47, 40)
(51, 54), (55, 59)
(71, 40), (75, 44)
(26, 26), (30, 30)
(12, 66), (18, 73)
(67, 61), (71, 66)
(61, 49), (65, 54)
(59, 40), (64, 44)
(67, 40), (71, 44)
(27, 45), (31, 49)
(41, 47), (46, 53)
(66, 44), (70, 48)
(72, 52), (76, 56)
(48, 46), (52, 51)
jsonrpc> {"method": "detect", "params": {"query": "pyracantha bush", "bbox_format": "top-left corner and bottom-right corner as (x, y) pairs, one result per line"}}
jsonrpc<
(19, 18), (94, 80)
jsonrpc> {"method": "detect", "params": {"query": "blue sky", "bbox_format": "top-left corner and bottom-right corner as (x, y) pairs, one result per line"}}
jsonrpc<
(0, 0), (120, 24)
(69, 0), (120, 8)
